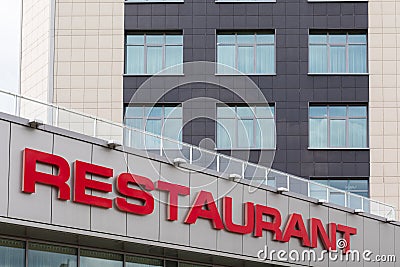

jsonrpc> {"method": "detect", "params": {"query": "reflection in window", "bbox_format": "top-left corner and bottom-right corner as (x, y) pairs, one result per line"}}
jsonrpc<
(126, 33), (183, 74)
(309, 33), (367, 73)
(217, 105), (275, 149)
(309, 105), (367, 148)
(80, 250), (123, 267)
(217, 33), (275, 74)
(28, 243), (77, 267)
(0, 239), (25, 267)
(124, 105), (182, 149)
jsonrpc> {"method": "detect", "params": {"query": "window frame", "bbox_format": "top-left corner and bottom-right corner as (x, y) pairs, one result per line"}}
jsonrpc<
(308, 104), (369, 149)
(216, 31), (276, 75)
(125, 0), (184, 3)
(124, 104), (183, 148)
(308, 32), (368, 75)
(216, 104), (275, 150)
(125, 33), (183, 75)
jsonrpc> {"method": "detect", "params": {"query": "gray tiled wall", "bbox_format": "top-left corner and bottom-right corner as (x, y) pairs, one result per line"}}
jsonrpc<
(123, 0), (369, 179)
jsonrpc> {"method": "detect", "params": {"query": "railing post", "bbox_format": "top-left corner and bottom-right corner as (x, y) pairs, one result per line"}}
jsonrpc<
(344, 192), (348, 208)
(189, 146), (193, 164)
(55, 106), (59, 127)
(241, 162), (245, 178)
(361, 196), (364, 211)
(287, 175), (290, 191)
(326, 187), (329, 202)
(307, 181), (310, 198)
(128, 128), (132, 147)
(160, 137), (163, 156)
(216, 155), (220, 172)
(93, 118), (97, 137)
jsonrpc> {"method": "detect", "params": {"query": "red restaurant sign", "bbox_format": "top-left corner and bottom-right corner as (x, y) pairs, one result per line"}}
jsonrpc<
(22, 148), (357, 252)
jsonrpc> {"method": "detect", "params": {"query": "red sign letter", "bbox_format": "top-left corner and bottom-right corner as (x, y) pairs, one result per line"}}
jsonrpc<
(73, 161), (113, 209)
(337, 224), (357, 253)
(254, 204), (282, 241)
(115, 173), (155, 215)
(223, 196), (254, 234)
(23, 148), (70, 200)
(310, 219), (336, 250)
(156, 181), (190, 221)
(184, 191), (224, 230)
(282, 213), (311, 247)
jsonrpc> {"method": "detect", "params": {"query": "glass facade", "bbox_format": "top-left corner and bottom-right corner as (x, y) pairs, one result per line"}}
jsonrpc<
(309, 105), (368, 148)
(124, 105), (182, 149)
(0, 238), (214, 267)
(216, 105), (275, 149)
(125, 33), (183, 75)
(309, 33), (367, 74)
(217, 33), (275, 74)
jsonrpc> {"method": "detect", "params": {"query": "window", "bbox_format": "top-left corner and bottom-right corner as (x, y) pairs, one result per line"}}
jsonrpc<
(80, 250), (123, 267)
(309, 33), (367, 74)
(126, 256), (163, 267)
(0, 239), (25, 267)
(217, 105), (275, 149)
(309, 105), (367, 148)
(125, 33), (183, 75)
(124, 105), (182, 149)
(28, 243), (77, 267)
(310, 178), (369, 209)
(217, 33), (275, 74)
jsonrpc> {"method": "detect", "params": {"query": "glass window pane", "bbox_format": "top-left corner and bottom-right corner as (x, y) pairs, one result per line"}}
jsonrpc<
(217, 35), (235, 44)
(125, 118), (142, 130)
(309, 118), (327, 148)
(237, 106), (254, 118)
(309, 45), (327, 73)
(146, 46), (163, 74)
(330, 119), (346, 147)
(163, 118), (182, 140)
(309, 35), (327, 44)
(145, 119), (162, 135)
(126, 46), (144, 74)
(348, 106), (367, 117)
(164, 106), (182, 118)
(145, 106), (162, 118)
(28, 243), (77, 267)
(237, 34), (254, 44)
(349, 118), (367, 148)
(166, 35), (183, 44)
(347, 179), (369, 191)
(127, 35), (144, 45)
(238, 119), (253, 148)
(309, 106), (327, 117)
(0, 239), (25, 267)
(329, 179), (347, 190)
(126, 256), (163, 267)
(348, 34), (366, 43)
(256, 118), (275, 148)
(256, 45), (274, 73)
(238, 46), (255, 73)
(80, 250), (122, 267)
(217, 45), (235, 73)
(146, 35), (164, 44)
(125, 106), (143, 118)
(329, 106), (346, 117)
(256, 106), (274, 118)
(217, 106), (235, 118)
(217, 119), (235, 149)
(256, 34), (274, 44)
(349, 45), (367, 73)
(329, 34), (346, 44)
(330, 46), (346, 73)
(165, 46), (183, 73)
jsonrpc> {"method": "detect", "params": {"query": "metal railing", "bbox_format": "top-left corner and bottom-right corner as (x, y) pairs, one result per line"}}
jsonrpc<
(0, 88), (396, 220)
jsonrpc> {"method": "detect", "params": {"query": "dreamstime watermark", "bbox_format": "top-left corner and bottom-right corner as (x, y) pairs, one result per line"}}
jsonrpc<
(257, 239), (396, 263)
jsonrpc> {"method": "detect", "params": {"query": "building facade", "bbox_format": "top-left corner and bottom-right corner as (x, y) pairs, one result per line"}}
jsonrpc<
(19, 1), (400, 217)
